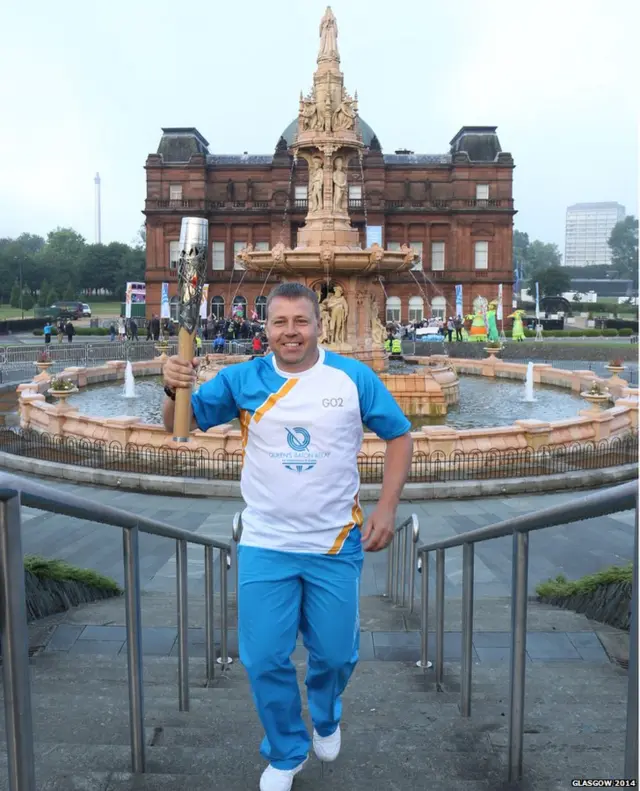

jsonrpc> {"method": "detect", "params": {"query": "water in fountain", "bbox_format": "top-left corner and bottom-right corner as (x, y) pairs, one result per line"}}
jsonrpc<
(523, 361), (535, 402)
(123, 361), (136, 399)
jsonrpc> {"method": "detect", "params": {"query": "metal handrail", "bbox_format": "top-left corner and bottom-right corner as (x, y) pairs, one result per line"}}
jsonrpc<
(415, 480), (638, 783)
(386, 513), (420, 613)
(0, 471), (233, 791)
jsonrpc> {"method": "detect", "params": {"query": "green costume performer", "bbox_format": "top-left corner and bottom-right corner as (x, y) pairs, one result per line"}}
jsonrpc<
(486, 300), (500, 343)
(509, 310), (526, 342)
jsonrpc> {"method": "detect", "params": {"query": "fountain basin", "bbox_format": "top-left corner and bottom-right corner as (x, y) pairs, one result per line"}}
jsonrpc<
(241, 244), (414, 276)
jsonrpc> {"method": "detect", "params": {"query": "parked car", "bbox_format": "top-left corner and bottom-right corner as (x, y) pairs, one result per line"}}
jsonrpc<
(82, 303), (92, 317)
(48, 301), (84, 320)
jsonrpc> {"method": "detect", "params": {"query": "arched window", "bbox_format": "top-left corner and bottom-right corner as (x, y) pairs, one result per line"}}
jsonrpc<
(408, 296), (424, 323)
(386, 296), (401, 323)
(431, 296), (446, 319)
(169, 296), (179, 322)
(210, 296), (224, 320)
(255, 296), (267, 321)
(232, 295), (246, 318)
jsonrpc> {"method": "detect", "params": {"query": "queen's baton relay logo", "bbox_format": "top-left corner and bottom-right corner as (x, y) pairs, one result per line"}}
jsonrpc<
(269, 427), (330, 473)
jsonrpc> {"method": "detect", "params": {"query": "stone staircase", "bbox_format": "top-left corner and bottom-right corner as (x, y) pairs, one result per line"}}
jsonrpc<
(0, 592), (631, 791)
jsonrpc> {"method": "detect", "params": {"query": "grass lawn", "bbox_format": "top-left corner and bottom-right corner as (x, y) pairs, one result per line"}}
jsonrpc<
(90, 301), (122, 317)
(0, 305), (35, 319)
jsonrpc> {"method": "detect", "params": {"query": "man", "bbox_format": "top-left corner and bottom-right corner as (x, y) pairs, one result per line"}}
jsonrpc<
(65, 320), (75, 343)
(454, 315), (463, 342)
(43, 321), (52, 345)
(163, 283), (412, 791)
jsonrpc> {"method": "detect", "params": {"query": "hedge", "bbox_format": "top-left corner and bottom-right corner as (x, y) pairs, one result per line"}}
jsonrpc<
(522, 328), (621, 338)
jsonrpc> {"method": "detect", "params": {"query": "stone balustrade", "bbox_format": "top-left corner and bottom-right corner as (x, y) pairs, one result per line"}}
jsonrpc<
(16, 356), (639, 457)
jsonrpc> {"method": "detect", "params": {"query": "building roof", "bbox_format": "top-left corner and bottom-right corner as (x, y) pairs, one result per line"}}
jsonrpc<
(449, 126), (504, 162)
(207, 154), (273, 166)
(567, 202), (626, 211)
(383, 153), (451, 165)
(570, 278), (633, 297)
(157, 128), (210, 162)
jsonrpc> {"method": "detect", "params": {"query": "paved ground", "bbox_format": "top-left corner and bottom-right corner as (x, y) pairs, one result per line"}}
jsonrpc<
(18, 478), (635, 601)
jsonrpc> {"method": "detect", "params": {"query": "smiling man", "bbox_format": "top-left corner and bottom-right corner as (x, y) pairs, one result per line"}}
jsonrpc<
(162, 282), (413, 791)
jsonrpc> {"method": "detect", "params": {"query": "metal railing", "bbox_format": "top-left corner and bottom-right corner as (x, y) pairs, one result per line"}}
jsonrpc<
(0, 471), (234, 791)
(415, 481), (638, 782)
(386, 513), (420, 614)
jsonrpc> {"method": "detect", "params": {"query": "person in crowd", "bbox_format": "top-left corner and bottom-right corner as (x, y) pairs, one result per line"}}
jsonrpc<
(65, 321), (75, 343)
(213, 333), (225, 353)
(446, 316), (455, 343)
(129, 319), (138, 341)
(43, 321), (52, 345)
(252, 331), (263, 356)
(109, 323), (117, 342)
(454, 315), (463, 342)
(195, 334), (202, 356)
(162, 282), (412, 791)
(57, 320), (65, 343)
(118, 320), (126, 341)
(151, 314), (161, 342)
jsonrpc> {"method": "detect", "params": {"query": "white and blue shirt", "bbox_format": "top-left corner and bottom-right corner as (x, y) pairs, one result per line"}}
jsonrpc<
(191, 348), (410, 554)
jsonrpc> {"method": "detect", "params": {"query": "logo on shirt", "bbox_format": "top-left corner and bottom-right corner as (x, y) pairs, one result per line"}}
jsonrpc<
(286, 427), (311, 452)
(268, 427), (330, 474)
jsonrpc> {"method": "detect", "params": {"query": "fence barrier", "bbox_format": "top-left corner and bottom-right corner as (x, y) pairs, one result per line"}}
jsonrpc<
(0, 428), (636, 484)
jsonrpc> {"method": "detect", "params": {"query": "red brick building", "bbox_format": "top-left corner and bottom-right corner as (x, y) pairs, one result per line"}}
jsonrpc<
(143, 123), (515, 323)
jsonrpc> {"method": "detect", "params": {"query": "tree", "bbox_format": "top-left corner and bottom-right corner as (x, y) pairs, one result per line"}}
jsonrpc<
(608, 216), (638, 286)
(10, 280), (21, 309)
(529, 265), (571, 297)
(21, 292), (34, 312)
(513, 230), (530, 276)
(63, 283), (77, 300)
(526, 240), (562, 274)
(38, 279), (51, 307)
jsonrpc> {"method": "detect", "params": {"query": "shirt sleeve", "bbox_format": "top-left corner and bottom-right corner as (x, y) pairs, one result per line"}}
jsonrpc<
(191, 371), (239, 431)
(357, 365), (411, 440)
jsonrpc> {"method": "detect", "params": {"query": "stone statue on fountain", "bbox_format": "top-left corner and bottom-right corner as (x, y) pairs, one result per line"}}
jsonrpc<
(325, 285), (348, 345)
(332, 158), (347, 212)
(309, 157), (324, 212)
(318, 6), (339, 63)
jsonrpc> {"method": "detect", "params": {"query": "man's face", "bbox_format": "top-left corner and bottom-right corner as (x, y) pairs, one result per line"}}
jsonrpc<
(266, 297), (319, 372)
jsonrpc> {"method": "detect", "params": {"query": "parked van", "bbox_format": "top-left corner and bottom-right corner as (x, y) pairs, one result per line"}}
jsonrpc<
(48, 301), (84, 320)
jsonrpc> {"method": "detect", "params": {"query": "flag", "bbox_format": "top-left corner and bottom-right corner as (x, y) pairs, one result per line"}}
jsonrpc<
(125, 283), (132, 319)
(535, 281), (540, 320)
(199, 284), (209, 320)
(455, 284), (463, 317)
(160, 283), (170, 318)
(497, 284), (503, 320)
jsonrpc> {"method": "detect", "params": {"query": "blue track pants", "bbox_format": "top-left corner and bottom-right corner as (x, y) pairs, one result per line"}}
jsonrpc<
(238, 532), (363, 769)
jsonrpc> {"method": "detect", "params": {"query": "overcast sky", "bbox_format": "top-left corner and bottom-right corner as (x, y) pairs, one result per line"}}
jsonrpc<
(1, 0), (637, 254)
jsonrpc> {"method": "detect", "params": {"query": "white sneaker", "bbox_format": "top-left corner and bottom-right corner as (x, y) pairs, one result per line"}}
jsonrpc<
(313, 725), (341, 762)
(259, 758), (307, 791)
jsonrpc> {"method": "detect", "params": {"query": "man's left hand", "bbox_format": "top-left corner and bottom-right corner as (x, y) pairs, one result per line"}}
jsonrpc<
(362, 505), (396, 552)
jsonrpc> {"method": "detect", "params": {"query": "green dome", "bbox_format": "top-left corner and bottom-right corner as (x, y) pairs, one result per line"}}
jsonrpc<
(278, 117), (379, 149)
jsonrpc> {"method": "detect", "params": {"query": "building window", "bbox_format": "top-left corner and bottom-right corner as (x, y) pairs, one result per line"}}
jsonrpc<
(169, 184), (183, 201)
(210, 296), (224, 320)
(408, 296), (424, 322)
(232, 295), (247, 317)
(255, 295), (267, 321)
(410, 241), (423, 271)
(169, 241), (180, 270)
(169, 296), (179, 321)
(387, 241), (401, 251)
(431, 241), (445, 271)
(386, 296), (401, 323)
(474, 241), (489, 270)
(431, 296), (446, 319)
(234, 241), (246, 270)
(294, 185), (307, 208)
(211, 241), (225, 270)
(476, 184), (489, 201)
(254, 241), (269, 251)
(348, 185), (362, 208)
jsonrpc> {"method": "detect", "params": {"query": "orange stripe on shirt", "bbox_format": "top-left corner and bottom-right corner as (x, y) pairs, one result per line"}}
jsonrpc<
(327, 497), (363, 555)
(253, 378), (299, 423)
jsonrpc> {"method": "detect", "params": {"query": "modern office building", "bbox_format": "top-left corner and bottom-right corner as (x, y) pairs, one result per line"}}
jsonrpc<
(564, 202), (625, 267)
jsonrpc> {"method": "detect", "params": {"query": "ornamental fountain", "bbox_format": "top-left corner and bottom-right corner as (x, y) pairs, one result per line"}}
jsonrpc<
(237, 6), (419, 375)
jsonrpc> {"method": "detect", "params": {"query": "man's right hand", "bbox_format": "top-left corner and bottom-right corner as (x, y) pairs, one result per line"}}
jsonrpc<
(163, 355), (199, 390)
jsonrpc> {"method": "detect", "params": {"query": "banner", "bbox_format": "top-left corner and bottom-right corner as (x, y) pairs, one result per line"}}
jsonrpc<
(160, 282), (170, 319)
(199, 284), (209, 320)
(125, 281), (145, 319)
(497, 284), (503, 320)
(366, 225), (383, 248)
(535, 281), (540, 320)
(455, 284), (463, 317)
(513, 267), (521, 308)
